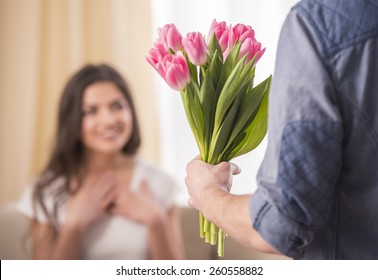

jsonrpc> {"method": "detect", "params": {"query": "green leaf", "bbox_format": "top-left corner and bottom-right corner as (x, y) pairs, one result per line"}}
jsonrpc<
(219, 131), (246, 162)
(230, 76), (271, 159)
(200, 51), (223, 161)
(215, 42), (242, 93)
(213, 56), (249, 135)
(183, 52), (199, 87)
(239, 55), (256, 80)
(208, 33), (223, 63)
(180, 81), (205, 157)
(188, 82), (204, 142)
(199, 49), (222, 103)
(208, 81), (249, 163)
(224, 75), (270, 152)
(207, 42), (244, 149)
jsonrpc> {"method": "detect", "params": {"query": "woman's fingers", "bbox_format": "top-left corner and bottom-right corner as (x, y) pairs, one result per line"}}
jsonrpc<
(139, 180), (153, 197)
(83, 171), (118, 210)
(102, 181), (118, 209)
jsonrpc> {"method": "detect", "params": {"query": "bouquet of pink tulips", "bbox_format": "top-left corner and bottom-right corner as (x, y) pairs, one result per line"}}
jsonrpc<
(146, 19), (271, 257)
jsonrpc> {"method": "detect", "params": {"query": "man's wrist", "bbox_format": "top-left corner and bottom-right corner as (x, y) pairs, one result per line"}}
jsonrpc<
(201, 185), (230, 223)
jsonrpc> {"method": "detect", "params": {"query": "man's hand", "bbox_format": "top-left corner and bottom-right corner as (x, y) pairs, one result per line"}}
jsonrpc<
(185, 156), (241, 216)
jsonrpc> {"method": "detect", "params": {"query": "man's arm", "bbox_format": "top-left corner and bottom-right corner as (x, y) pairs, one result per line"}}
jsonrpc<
(185, 158), (280, 255)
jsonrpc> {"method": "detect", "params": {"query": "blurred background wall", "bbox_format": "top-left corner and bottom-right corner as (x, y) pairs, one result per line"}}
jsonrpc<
(0, 0), (299, 208)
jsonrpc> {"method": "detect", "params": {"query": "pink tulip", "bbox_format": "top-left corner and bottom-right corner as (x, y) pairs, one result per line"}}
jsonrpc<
(157, 23), (183, 52)
(146, 44), (168, 78)
(233, 23), (265, 63)
(146, 47), (190, 91)
(222, 27), (236, 61)
(165, 52), (191, 91)
(182, 32), (209, 66)
(207, 19), (265, 64)
(233, 24), (255, 42)
(207, 19), (228, 51)
(239, 38), (266, 64)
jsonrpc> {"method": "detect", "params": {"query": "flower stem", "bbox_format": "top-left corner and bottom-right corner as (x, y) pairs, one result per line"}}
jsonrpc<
(198, 211), (225, 256)
(210, 223), (218, 245)
(204, 218), (211, 243)
(217, 229), (225, 257)
(199, 212), (205, 238)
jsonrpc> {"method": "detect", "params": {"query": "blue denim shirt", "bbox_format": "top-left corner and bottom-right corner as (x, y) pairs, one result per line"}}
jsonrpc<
(249, 0), (378, 259)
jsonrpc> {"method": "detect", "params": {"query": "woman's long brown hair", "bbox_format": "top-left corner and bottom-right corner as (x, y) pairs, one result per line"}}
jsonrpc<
(32, 64), (141, 230)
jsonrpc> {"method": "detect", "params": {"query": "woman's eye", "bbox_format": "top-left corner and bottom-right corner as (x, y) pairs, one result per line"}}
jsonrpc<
(82, 107), (96, 115)
(112, 102), (124, 110)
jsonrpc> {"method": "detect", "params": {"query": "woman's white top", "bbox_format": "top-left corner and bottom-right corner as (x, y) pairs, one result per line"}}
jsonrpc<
(17, 158), (180, 259)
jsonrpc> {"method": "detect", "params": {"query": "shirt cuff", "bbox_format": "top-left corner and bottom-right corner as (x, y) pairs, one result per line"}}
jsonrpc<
(249, 187), (313, 259)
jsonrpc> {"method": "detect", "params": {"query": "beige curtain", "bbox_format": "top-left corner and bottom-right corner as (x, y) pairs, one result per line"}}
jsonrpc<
(0, 0), (158, 207)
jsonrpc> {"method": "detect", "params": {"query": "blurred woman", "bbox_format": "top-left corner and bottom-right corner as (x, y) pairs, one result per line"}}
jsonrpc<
(17, 64), (184, 259)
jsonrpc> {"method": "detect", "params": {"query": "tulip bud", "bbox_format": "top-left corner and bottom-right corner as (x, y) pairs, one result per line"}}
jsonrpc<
(182, 32), (209, 66)
(207, 19), (228, 51)
(157, 23), (183, 52)
(239, 38), (265, 63)
(146, 47), (190, 91)
(233, 24), (255, 42)
(165, 52), (191, 91)
(146, 44), (169, 78)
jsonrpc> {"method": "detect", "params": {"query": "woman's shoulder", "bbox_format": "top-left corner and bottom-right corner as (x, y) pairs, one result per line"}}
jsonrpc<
(16, 174), (67, 223)
(19, 175), (65, 198)
(28, 175), (67, 199)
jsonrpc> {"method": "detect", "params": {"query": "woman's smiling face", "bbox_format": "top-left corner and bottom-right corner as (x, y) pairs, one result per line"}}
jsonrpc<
(81, 81), (133, 156)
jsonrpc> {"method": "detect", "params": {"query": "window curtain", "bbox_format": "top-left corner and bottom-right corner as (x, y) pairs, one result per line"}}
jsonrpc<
(0, 0), (157, 206)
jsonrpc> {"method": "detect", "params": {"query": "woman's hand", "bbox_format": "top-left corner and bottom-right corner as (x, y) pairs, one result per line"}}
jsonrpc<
(111, 180), (165, 228)
(111, 180), (185, 259)
(65, 172), (118, 231)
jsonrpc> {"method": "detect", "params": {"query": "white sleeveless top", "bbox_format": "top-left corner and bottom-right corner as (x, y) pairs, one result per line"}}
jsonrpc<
(17, 158), (180, 259)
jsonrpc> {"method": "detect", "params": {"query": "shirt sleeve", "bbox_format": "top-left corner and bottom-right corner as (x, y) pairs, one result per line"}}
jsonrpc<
(16, 182), (50, 224)
(16, 177), (66, 225)
(249, 8), (343, 258)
